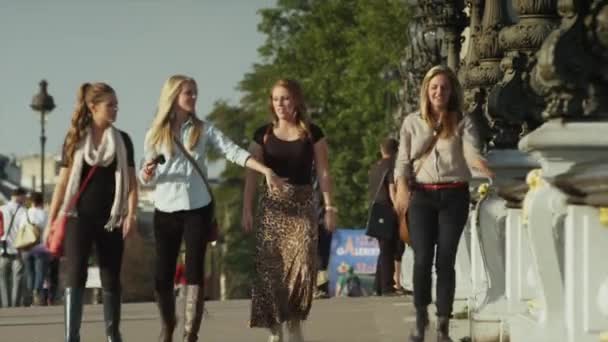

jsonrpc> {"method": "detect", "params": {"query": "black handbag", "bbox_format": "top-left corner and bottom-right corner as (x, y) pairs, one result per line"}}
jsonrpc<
(365, 169), (397, 240)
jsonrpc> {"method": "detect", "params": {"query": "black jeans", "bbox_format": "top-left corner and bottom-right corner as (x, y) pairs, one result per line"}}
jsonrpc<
(408, 185), (469, 317)
(64, 216), (124, 291)
(153, 205), (212, 292)
(375, 238), (396, 294)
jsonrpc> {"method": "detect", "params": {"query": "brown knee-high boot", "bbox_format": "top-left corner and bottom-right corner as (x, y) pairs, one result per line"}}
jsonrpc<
(155, 290), (176, 342)
(182, 285), (205, 342)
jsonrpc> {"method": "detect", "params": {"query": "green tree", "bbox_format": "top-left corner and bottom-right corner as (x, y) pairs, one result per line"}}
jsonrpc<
(207, 0), (412, 298)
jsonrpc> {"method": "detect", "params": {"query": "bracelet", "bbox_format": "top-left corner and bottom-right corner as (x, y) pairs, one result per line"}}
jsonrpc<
(325, 206), (338, 213)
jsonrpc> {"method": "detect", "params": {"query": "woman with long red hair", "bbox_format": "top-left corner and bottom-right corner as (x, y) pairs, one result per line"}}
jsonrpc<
(243, 79), (336, 342)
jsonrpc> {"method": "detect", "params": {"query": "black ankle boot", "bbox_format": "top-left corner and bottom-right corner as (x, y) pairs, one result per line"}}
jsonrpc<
(409, 308), (429, 342)
(65, 288), (84, 342)
(103, 290), (123, 342)
(437, 316), (453, 342)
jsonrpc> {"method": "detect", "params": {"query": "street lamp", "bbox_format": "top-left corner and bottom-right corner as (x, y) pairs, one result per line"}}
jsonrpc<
(30, 80), (55, 200)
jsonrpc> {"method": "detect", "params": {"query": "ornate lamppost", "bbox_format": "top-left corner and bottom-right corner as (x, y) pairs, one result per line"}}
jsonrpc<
(30, 80), (55, 200)
(399, 0), (467, 119)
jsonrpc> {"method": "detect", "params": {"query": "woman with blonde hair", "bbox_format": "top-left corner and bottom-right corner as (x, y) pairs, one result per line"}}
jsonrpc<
(393, 65), (493, 342)
(242, 79), (336, 342)
(140, 75), (284, 342)
(45, 82), (138, 342)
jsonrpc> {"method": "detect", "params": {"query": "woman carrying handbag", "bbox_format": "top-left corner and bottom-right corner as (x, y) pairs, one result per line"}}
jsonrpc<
(366, 138), (405, 296)
(45, 82), (138, 342)
(394, 66), (494, 342)
(139, 75), (284, 342)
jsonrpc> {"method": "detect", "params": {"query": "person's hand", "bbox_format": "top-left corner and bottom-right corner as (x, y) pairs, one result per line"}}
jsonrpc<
(123, 214), (137, 239)
(242, 207), (254, 233)
(485, 168), (496, 180)
(43, 221), (53, 246)
(141, 161), (158, 182)
(263, 169), (286, 193)
(394, 188), (410, 218)
(324, 207), (337, 232)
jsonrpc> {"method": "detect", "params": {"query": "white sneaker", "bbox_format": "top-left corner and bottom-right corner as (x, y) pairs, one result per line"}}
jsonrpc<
(268, 324), (284, 342)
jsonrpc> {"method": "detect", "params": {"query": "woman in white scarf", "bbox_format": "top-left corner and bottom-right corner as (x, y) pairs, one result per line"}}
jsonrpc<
(45, 82), (138, 342)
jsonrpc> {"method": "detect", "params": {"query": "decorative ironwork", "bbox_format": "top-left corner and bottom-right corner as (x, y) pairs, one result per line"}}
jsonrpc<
(531, 0), (608, 119)
(486, 0), (559, 149)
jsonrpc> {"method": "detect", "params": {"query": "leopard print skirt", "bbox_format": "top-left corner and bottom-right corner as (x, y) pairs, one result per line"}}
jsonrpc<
(250, 183), (318, 328)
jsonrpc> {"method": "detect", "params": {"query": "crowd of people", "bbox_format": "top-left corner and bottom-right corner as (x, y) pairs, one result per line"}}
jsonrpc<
(0, 189), (59, 308)
(0, 65), (493, 342)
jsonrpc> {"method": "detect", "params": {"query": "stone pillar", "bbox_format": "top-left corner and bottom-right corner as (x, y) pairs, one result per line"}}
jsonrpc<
(516, 0), (608, 340)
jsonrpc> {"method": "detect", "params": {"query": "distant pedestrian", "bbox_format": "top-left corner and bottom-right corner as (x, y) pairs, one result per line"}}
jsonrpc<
(0, 187), (27, 307)
(367, 138), (405, 296)
(22, 192), (50, 306)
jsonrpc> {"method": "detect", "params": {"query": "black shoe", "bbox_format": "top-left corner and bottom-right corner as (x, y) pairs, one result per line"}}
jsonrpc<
(409, 308), (429, 342)
(437, 316), (453, 342)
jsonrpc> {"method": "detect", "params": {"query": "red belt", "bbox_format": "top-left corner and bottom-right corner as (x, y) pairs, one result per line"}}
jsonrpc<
(416, 182), (467, 191)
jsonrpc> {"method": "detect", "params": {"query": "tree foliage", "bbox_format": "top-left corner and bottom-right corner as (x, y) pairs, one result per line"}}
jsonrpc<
(207, 0), (412, 298)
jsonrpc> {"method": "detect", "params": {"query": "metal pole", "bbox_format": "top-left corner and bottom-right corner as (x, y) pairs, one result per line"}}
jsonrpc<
(40, 110), (46, 198)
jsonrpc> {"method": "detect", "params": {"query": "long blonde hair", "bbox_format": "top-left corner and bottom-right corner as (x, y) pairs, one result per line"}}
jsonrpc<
(264, 79), (311, 143)
(419, 65), (464, 138)
(64, 82), (115, 166)
(145, 75), (203, 155)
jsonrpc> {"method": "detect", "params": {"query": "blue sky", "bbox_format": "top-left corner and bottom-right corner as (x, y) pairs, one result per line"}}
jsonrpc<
(0, 0), (275, 176)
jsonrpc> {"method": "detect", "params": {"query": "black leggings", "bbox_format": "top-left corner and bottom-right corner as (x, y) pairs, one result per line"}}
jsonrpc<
(64, 216), (124, 291)
(408, 185), (469, 317)
(153, 205), (212, 292)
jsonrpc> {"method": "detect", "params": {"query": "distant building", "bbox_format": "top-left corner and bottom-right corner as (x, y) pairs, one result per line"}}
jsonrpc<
(17, 154), (61, 194)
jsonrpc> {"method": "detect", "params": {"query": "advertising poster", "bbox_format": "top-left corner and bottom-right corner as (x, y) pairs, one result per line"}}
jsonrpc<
(327, 228), (379, 297)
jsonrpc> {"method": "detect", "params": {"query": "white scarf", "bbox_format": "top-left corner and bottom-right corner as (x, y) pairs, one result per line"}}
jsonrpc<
(61, 126), (129, 231)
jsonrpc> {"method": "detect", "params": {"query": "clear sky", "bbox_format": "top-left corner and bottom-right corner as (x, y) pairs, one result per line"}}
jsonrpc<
(0, 0), (275, 176)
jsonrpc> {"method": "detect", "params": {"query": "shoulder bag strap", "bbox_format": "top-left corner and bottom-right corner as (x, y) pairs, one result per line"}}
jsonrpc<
(368, 168), (389, 208)
(4, 205), (22, 237)
(64, 165), (99, 213)
(412, 134), (440, 179)
(173, 136), (214, 203)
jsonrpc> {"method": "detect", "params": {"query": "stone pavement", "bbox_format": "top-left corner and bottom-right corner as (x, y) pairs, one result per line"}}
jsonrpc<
(0, 296), (471, 342)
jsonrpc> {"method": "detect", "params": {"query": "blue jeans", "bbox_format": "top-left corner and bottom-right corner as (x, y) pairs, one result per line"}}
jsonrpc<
(23, 252), (49, 292)
(0, 254), (25, 307)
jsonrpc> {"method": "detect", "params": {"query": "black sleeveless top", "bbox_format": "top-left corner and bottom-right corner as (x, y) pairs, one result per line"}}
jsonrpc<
(253, 123), (324, 185)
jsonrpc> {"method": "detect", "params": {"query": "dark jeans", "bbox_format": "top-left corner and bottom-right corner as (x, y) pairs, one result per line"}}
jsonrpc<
(375, 238), (396, 294)
(318, 224), (332, 271)
(153, 205), (212, 292)
(64, 216), (124, 291)
(408, 185), (469, 317)
(47, 256), (60, 302)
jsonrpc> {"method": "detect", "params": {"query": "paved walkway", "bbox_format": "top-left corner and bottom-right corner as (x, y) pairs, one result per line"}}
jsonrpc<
(0, 297), (470, 342)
